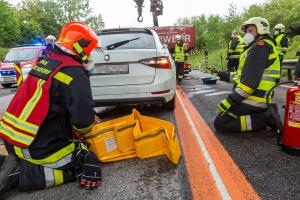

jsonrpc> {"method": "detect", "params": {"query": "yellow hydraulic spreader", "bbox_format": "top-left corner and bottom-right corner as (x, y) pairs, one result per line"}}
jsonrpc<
(83, 109), (181, 164)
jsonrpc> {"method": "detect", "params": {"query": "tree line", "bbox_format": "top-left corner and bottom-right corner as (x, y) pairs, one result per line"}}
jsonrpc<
(0, 0), (104, 49)
(176, 0), (300, 57)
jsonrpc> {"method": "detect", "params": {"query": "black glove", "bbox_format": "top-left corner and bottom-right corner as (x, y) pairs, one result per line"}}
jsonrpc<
(206, 65), (220, 76)
(80, 151), (101, 190)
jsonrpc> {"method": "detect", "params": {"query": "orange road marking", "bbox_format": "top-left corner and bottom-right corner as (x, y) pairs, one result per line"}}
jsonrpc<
(174, 86), (260, 200)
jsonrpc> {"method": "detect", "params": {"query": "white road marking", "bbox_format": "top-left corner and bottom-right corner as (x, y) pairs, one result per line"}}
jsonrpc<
(205, 91), (232, 96)
(187, 89), (217, 97)
(184, 85), (212, 91)
(176, 91), (232, 200)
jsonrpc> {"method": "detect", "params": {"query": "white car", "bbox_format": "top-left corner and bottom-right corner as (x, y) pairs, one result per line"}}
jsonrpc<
(90, 28), (176, 110)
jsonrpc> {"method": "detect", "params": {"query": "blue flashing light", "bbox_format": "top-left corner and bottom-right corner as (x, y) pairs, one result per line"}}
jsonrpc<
(32, 42), (43, 46)
(17, 38), (45, 47)
(0, 70), (16, 76)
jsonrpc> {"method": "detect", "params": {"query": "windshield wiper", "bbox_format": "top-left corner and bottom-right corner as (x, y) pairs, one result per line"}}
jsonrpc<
(106, 37), (139, 50)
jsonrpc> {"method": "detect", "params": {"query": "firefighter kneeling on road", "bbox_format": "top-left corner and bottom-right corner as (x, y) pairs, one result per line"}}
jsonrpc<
(207, 17), (281, 133)
(0, 22), (102, 196)
(173, 35), (188, 85)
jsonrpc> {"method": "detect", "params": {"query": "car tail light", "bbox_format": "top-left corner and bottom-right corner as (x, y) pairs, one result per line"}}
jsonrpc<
(139, 56), (171, 69)
(151, 89), (170, 95)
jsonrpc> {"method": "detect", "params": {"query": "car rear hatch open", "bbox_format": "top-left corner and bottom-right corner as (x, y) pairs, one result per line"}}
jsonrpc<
(90, 29), (157, 87)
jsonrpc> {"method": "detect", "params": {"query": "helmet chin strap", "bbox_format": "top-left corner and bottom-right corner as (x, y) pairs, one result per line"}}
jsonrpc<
(73, 42), (89, 64)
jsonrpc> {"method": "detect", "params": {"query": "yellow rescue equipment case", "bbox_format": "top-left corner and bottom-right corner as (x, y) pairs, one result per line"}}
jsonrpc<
(83, 109), (181, 164)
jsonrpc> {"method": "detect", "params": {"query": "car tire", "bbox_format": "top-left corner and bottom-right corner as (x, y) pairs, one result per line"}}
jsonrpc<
(163, 96), (175, 110)
(1, 83), (12, 88)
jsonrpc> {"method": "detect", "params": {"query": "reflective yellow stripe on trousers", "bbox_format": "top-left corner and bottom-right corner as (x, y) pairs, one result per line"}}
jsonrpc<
(14, 143), (75, 168)
(44, 168), (64, 188)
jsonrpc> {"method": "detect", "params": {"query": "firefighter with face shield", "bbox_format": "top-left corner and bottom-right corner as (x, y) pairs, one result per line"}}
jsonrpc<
(173, 35), (187, 85)
(0, 22), (102, 196)
(207, 17), (281, 133)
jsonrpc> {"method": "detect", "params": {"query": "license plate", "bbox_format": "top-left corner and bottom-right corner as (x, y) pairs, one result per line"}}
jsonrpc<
(93, 64), (129, 75)
(1, 76), (16, 82)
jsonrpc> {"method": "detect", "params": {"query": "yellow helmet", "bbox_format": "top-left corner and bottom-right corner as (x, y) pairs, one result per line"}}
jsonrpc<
(241, 17), (270, 35)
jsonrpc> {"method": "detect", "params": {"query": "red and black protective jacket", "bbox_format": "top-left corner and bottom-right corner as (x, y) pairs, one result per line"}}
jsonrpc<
(0, 52), (94, 150)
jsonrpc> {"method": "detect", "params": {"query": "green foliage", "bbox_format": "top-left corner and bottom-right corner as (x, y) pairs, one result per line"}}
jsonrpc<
(19, 20), (44, 42)
(17, 0), (61, 38)
(0, 0), (105, 48)
(188, 49), (227, 71)
(84, 14), (105, 31)
(0, 47), (8, 60)
(56, 0), (92, 23)
(53, 0), (105, 30)
(0, 0), (21, 47)
(285, 37), (300, 59)
(177, 0), (300, 71)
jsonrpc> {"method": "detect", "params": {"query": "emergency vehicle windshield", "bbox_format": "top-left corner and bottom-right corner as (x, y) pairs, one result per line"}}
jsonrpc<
(3, 48), (39, 63)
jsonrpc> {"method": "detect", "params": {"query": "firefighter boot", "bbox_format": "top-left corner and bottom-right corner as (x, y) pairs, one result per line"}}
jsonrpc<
(265, 103), (283, 132)
(0, 154), (19, 197)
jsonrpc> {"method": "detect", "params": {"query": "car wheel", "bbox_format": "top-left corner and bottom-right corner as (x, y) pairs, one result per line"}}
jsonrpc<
(1, 83), (12, 88)
(163, 96), (175, 110)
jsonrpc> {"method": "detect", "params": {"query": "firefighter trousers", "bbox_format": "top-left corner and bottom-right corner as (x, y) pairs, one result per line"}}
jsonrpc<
(175, 61), (184, 82)
(18, 159), (77, 191)
(214, 103), (266, 133)
(227, 58), (239, 72)
(3, 141), (84, 192)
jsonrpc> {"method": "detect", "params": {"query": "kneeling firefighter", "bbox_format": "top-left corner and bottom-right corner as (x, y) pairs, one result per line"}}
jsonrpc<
(0, 21), (102, 196)
(207, 17), (281, 133)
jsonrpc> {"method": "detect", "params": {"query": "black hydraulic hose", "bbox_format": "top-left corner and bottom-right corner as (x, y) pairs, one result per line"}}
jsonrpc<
(266, 81), (296, 107)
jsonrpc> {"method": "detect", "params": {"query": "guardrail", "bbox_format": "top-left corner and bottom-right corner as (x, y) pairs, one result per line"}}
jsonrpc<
(282, 59), (298, 80)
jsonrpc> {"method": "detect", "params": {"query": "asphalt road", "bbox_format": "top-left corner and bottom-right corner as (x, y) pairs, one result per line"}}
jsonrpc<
(1, 70), (300, 199)
(181, 71), (300, 200)
(0, 84), (17, 97)
(2, 105), (191, 200)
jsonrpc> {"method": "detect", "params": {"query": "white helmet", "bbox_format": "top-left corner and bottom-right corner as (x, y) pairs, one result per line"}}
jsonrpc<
(45, 35), (56, 45)
(241, 17), (270, 35)
(273, 23), (285, 33)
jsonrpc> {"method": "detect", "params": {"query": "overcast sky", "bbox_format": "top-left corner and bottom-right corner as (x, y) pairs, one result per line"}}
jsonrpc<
(10, 0), (268, 28)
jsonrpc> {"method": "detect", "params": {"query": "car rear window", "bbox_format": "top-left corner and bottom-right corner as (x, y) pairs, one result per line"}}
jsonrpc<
(99, 32), (156, 50)
(4, 48), (39, 62)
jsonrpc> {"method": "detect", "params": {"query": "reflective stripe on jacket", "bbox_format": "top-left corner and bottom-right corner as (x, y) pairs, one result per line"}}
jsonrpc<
(233, 39), (280, 108)
(228, 35), (245, 59)
(0, 54), (82, 148)
(275, 33), (288, 56)
(174, 44), (186, 61)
